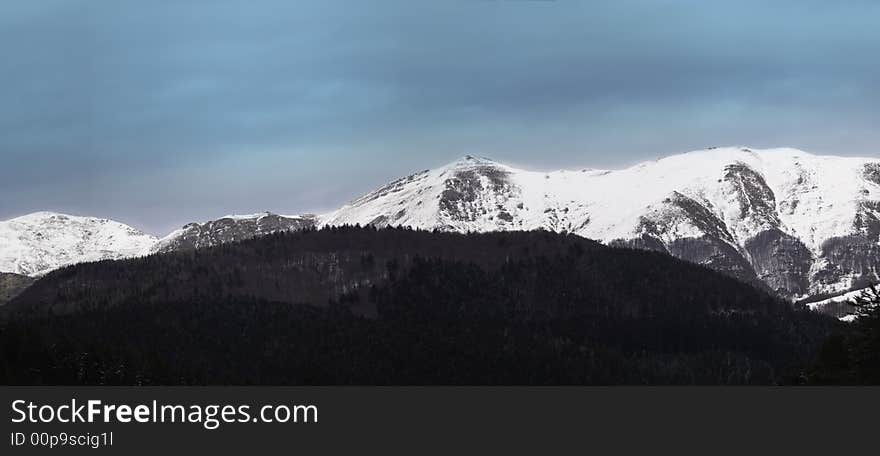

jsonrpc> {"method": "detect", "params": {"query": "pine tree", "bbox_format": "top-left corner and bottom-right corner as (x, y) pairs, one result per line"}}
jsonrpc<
(849, 285), (880, 383)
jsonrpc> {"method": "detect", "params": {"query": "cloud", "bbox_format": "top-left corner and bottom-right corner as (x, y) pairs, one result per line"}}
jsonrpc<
(1, 0), (878, 233)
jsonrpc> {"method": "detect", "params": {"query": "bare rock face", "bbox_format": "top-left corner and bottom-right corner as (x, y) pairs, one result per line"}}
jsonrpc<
(810, 199), (880, 293)
(154, 213), (317, 253)
(638, 191), (737, 244)
(744, 229), (812, 297)
(814, 235), (880, 291)
(720, 161), (781, 234)
(714, 162), (816, 296)
(438, 163), (519, 229)
(623, 192), (765, 290)
(671, 237), (762, 286)
(864, 163), (880, 186)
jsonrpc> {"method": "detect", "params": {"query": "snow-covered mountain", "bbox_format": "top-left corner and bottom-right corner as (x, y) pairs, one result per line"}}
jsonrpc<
(0, 212), (157, 276)
(0, 211), (317, 277)
(323, 147), (880, 300)
(152, 212), (317, 253)
(2, 146), (878, 305)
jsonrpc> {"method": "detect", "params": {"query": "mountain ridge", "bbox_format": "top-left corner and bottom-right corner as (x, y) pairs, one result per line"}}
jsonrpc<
(2, 146), (879, 306)
(322, 146), (880, 300)
(0, 212), (157, 276)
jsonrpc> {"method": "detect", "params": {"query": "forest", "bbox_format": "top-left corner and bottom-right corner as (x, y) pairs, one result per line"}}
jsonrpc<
(0, 226), (875, 385)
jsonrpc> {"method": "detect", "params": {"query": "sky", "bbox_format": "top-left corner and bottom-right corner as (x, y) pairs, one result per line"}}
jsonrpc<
(1, 0), (879, 235)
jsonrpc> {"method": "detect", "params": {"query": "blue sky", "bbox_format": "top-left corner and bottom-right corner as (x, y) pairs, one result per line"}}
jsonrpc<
(2, 0), (879, 234)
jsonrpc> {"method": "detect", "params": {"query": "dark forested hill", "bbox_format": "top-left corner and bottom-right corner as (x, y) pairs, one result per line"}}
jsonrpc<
(0, 227), (839, 385)
(0, 273), (34, 306)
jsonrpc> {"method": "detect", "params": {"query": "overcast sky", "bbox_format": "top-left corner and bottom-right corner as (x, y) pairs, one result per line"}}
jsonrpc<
(2, 0), (879, 234)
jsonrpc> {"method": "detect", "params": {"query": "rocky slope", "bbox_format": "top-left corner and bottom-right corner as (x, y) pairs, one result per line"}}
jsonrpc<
(152, 212), (317, 253)
(2, 147), (878, 307)
(323, 147), (880, 300)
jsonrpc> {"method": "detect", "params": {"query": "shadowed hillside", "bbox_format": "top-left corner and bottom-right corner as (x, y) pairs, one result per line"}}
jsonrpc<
(0, 273), (34, 306)
(1, 227), (839, 385)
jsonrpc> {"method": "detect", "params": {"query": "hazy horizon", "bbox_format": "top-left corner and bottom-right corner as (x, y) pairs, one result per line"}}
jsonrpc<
(2, 1), (879, 234)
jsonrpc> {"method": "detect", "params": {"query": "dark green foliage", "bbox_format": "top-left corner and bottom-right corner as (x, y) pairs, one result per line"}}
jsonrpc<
(0, 227), (839, 385)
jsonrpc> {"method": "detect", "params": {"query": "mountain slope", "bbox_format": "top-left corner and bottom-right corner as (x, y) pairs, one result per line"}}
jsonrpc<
(0, 273), (33, 306)
(1, 227), (837, 385)
(0, 212), (318, 276)
(2, 146), (878, 304)
(0, 212), (157, 276)
(152, 212), (317, 253)
(323, 147), (880, 299)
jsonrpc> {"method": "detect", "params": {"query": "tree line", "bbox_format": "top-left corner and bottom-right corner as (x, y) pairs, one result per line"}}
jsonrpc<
(0, 226), (863, 385)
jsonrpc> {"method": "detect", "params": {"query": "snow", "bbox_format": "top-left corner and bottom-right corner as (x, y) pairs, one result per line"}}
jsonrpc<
(220, 212), (274, 221)
(3, 147), (878, 294)
(152, 227), (189, 251)
(323, 146), (878, 246)
(807, 286), (875, 311)
(187, 211), (306, 223)
(0, 211), (313, 276)
(150, 211), (317, 253)
(321, 146), (880, 297)
(0, 212), (158, 276)
(216, 211), (306, 221)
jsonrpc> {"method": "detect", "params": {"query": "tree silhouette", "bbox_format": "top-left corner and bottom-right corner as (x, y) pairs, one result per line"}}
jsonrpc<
(849, 285), (880, 383)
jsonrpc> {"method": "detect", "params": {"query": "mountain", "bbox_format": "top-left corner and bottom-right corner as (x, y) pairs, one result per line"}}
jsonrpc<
(0, 212), (157, 276)
(0, 273), (33, 306)
(152, 212), (317, 253)
(0, 227), (837, 384)
(0, 211), (317, 277)
(323, 147), (880, 300)
(2, 146), (878, 305)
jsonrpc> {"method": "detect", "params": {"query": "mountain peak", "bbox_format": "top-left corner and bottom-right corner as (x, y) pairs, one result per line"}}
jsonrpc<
(0, 211), (157, 276)
(447, 155), (500, 169)
(10, 211), (87, 222)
